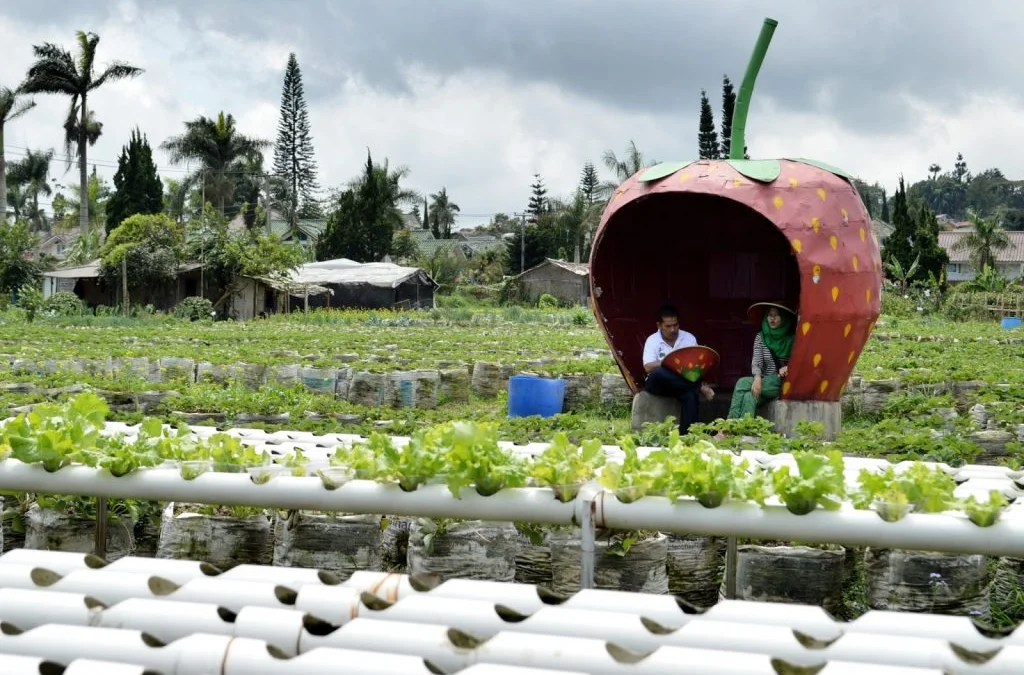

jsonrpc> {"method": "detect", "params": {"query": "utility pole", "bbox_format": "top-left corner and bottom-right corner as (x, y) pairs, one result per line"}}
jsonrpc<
(520, 212), (526, 274)
(121, 253), (129, 314)
(200, 170), (206, 299)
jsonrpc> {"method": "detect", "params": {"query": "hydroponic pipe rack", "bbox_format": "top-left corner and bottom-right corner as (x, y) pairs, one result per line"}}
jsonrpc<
(2, 457), (1024, 558)
(1, 550), (1020, 674)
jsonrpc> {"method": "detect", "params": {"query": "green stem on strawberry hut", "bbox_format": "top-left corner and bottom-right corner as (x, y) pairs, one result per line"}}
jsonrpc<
(729, 17), (778, 161)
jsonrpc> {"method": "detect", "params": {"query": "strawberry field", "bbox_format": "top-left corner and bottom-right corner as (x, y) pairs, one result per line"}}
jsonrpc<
(2, 305), (1024, 629)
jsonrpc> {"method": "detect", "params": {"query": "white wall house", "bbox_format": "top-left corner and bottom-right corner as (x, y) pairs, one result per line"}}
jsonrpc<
(938, 231), (1024, 282)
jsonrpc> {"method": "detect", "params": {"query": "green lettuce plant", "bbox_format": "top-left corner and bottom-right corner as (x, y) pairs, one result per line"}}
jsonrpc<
(529, 433), (605, 502)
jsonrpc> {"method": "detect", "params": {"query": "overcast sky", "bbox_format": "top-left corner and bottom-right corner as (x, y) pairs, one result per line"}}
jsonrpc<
(2, 0), (1021, 228)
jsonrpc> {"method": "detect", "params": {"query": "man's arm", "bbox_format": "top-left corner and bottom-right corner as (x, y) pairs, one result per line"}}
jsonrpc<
(642, 336), (661, 374)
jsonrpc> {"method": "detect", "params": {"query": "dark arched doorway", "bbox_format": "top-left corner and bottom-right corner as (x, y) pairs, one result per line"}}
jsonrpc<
(590, 192), (800, 395)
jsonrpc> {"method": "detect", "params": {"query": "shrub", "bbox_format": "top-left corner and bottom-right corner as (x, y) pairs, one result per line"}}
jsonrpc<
(42, 291), (85, 316)
(174, 296), (213, 321)
(538, 293), (559, 309)
(15, 284), (43, 323)
(571, 308), (592, 326)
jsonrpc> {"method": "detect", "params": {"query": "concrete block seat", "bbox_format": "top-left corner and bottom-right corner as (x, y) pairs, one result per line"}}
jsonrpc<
(631, 391), (841, 440)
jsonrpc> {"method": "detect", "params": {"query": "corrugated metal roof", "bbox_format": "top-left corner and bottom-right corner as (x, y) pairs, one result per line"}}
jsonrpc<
(938, 231), (1024, 263)
(287, 259), (438, 289)
(42, 260), (102, 279)
(546, 258), (590, 276)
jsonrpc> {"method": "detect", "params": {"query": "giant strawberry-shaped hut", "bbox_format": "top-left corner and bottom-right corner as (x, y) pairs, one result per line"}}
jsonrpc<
(589, 18), (883, 415)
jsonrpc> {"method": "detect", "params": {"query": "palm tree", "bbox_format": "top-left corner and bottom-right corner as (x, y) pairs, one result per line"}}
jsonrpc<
(600, 140), (655, 199)
(553, 190), (603, 263)
(5, 182), (28, 223)
(953, 210), (1011, 273)
(21, 31), (143, 236)
(429, 188), (460, 239)
(7, 148), (54, 231)
(161, 111), (270, 215)
(0, 86), (36, 224)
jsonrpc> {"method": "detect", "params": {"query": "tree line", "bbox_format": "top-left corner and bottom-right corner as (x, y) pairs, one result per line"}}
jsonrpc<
(1, 30), (1021, 301)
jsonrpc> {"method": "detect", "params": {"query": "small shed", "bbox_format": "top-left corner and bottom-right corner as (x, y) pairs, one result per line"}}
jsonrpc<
(235, 258), (438, 318)
(517, 258), (590, 307)
(41, 259), (107, 306)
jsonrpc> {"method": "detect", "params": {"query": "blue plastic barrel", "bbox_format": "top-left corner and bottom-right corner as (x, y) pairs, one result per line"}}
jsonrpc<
(1002, 317), (1021, 330)
(508, 375), (566, 418)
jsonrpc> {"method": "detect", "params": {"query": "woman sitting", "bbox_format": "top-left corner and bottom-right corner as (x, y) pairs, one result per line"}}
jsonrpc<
(728, 302), (796, 419)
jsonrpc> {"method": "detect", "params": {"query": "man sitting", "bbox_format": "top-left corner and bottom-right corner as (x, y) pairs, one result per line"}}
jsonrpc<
(641, 303), (714, 433)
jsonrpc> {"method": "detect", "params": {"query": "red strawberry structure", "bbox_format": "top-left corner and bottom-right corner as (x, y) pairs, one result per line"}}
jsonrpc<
(588, 19), (882, 403)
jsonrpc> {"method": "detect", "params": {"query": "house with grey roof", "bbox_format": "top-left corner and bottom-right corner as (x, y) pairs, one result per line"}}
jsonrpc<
(938, 230), (1024, 282)
(515, 258), (591, 307)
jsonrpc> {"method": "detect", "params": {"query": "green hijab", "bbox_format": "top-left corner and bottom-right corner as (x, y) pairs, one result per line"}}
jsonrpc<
(761, 311), (795, 360)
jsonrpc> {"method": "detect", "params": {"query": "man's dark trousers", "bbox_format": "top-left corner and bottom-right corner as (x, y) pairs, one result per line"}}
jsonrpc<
(643, 366), (700, 433)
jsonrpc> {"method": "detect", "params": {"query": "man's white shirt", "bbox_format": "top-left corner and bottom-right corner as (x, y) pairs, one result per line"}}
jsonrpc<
(643, 330), (697, 366)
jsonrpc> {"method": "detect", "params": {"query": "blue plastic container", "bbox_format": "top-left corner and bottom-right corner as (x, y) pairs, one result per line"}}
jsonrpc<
(1002, 317), (1021, 330)
(508, 375), (566, 418)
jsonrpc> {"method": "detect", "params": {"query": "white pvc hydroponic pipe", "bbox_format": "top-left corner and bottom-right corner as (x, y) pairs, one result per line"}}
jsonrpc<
(583, 494), (1024, 556)
(0, 654), (58, 675)
(2, 459), (1023, 556)
(0, 567), (307, 613)
(0, 462), (574, 525)
(0, 624), (443, 675)
(62, 660), (155, 675)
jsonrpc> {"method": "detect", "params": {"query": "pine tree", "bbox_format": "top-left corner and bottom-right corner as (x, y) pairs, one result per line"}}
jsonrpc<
(273, 53), (320, 222)
(881, 177), (915, 272)
(528, 174), (547, 219)
(579, 162), (599, 205)
(912, 204), (949, 282)
(881, 191), (890, 222)
(720, 76), (736, 158)
(698, 90), (719, 160)
(106, 128), (163, 233)
(422, 196), (429, 231)
(953, 152), (970, 183)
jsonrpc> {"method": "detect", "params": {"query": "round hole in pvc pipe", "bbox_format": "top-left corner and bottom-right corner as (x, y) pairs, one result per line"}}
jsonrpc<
(446, 628), (485, 649)
(199, 562), (223, 576)
(141, 633), (167, 648)
(267, 644), (290, 660)
(791, 629), (842, 649)
(494, 605), (529, 623)
(672, 595), (707, 615)
(424, 660), (445, 675)
(274, 586), (298, 605)
(148, 576), (180, 596)
(317, 570), (343, 585)
(770, 660), (826, 675)
(0, 622), (24, 636)
(971, 618), (1017, 640)
(38, 662), (66, 675)
(83, 554), (107, 569)
(30, 568), (61, 587)
(217, 607), (239, 623)
(359, 591), (392, 611)
(535, 586), (570, 605)
(83, 595), (108, 610)
(301, 614), (339, 636)
(605, 643), (655, 664)
(408, 573), (443, 591)
(949, 643), (1003, 665)
(638, 617), (677, 635)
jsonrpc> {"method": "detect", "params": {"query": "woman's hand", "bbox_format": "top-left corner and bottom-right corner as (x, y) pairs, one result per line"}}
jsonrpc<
(779, 365), (789, 378)
(752, 375), (762, 399)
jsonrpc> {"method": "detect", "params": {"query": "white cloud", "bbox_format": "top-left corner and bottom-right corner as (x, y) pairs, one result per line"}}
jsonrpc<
(2, 3), (1024, 228)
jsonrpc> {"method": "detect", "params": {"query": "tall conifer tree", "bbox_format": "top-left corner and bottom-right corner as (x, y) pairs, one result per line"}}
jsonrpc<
(273, 53), (320, 222)
(698, 90), (719, 159)
(106, 128), (163, 233)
